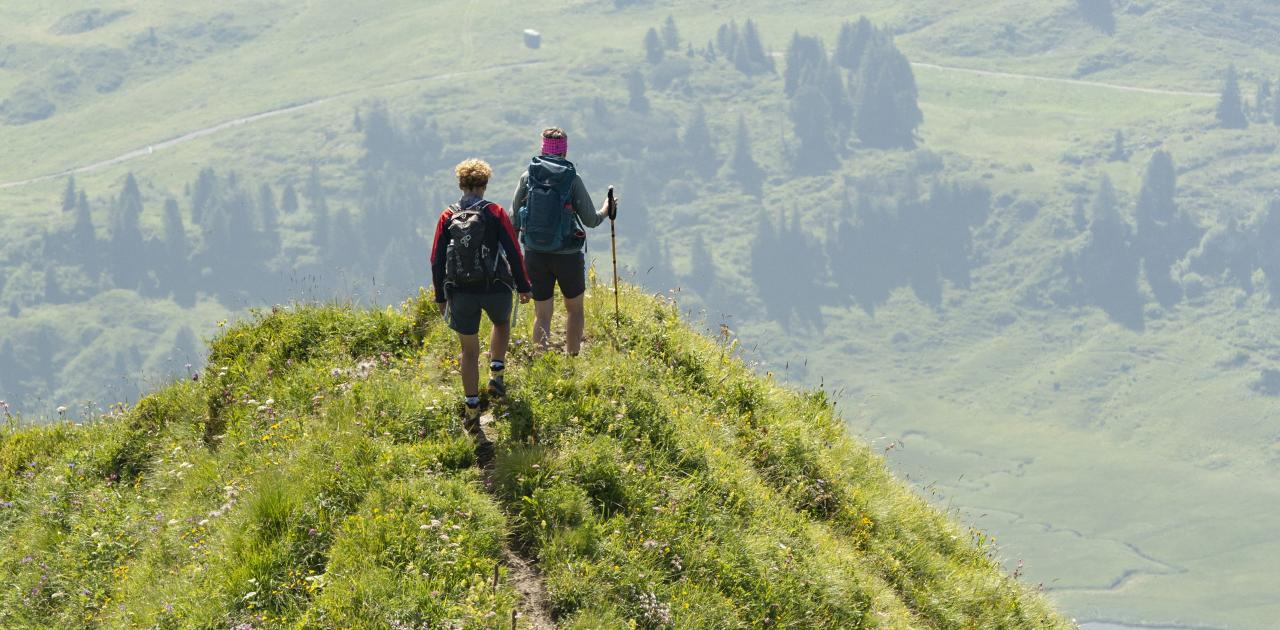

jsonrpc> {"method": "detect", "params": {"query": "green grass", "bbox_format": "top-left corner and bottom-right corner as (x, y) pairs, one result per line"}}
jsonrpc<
(0, 285), (1069, 628)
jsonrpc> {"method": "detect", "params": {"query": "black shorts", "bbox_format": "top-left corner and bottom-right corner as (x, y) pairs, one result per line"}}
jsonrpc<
(524, 251), (586, 301)
(445, 290), (512, 336)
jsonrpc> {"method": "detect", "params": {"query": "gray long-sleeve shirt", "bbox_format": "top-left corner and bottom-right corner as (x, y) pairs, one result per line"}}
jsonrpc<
(511, 163), (604, 254)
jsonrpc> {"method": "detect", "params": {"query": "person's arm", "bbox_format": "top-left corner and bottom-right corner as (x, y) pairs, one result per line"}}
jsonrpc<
(569, 175), (610, 229)
(429, 208), (453, 304)
(511, 173), (529, 233)
(489, 203), (532, 297)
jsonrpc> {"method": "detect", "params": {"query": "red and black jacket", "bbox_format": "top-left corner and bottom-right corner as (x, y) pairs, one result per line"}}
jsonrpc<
(430, 197), (531, 302)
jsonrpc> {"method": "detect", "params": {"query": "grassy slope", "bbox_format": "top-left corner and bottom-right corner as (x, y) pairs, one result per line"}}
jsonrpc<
(0, 285), (1067, 628)
(3, 1), (1280, 627)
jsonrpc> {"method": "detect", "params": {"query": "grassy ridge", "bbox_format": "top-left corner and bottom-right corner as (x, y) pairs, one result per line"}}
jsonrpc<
(0, 283), (1067, 628)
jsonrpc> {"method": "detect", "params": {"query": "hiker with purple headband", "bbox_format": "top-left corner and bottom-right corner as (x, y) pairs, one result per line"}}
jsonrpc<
(511, 127), (616, 356)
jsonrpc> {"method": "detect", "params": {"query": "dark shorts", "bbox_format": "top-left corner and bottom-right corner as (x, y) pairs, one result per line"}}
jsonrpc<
(445, 290), (512, 336)
(525, 251), (586, 301)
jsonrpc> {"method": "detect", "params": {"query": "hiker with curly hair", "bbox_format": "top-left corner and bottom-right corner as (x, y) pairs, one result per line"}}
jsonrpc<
(431, 159), (532, 434)
(511, 127), (616, 356)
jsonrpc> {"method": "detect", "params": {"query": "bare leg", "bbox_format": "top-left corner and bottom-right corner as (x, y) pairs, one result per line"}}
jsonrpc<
(488, 321), (510, 364)
(532, 299), (554, 351)
(459, 334), (481, 397)
(565, 295), (585, 356)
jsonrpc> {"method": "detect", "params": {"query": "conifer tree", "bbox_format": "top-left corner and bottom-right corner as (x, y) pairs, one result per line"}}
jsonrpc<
(784, 33), (827, 98)
(626, 70), (649, 113)
(111, 173), (146, 287)
(281, 182), (299, 214)
(1257, 198), (1280, 302)
(1217, 65), (1248, 129)
(1077, 175), (1141, 321)
(258, 183), (280, 253)
(191, 167), (218, 228)
(682, 105), (718, 177)
(740, 20), (773, 74)
(61, 177), (76, 213)
(644, 28), (664, 64)
(43, 267), (63, 304)
(791, 82), (839, 173)
(72, 191), (96, 264)
(1108, 130), (1128, 162)
(161, 198), (188, 261)
(687, 234), (715, 296)
(307, 165), (330, 248)
(851, 33), (922, 149)
(1134, 151), (1187, 305)
(716, 22), (739, 58)
(834, 17), (875, 70)
(722, 115), (763, 197)
(661, 16), (680, 50)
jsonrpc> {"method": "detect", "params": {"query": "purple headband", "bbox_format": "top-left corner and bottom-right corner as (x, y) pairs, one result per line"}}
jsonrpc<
(542, 136), (568, 155)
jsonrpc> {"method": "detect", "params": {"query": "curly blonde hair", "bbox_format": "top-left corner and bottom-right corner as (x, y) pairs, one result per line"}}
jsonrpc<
(455, 158), (492, 191)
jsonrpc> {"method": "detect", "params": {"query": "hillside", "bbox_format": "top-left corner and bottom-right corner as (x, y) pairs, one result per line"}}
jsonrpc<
(3, 1), (1280, 628)
(0, 286), (1067, 628)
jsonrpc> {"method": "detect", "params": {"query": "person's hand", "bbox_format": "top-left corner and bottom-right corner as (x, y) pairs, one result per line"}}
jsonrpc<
(601, 196), (619, 220)
(518, 292), (532, 304)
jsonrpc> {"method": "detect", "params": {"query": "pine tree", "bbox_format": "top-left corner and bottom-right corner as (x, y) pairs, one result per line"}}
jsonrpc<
(784, 33), (827, 98)
(72, 190), (96, 264)
(1217, 65), (1248, 129)
(722, 115), (763, 197)
(687, 234), (715, 296)
(834, 17), (875, 71)
(716, 22), (739, 58)
(1258, 198), (1280, 302)
(791, 82), (839, 173)
(1077, 0), (1116, 34)
(307, 165), (329, 248)
(644, 28), (664, 64)
(327, 208), (364, 271)
(111, 173), (146, 287)
(61, 177), (76, 213)
(1134, 151), (1185, 305)
(661, 16), (680, 51)
(626, 70), (649, 113)
(851, 33), (922, 149)
(43, 267), (63, 304)
(258, 183), (280, 254)
(740, 20), (773, 74)
(1077, 175), (1141, 320)
(1108, 130), (1128, 162)
(682, 105), (718, 177)
(161, 198), (188, 260)
(191, 167), (218, 228)
(281, 182), (299, 214)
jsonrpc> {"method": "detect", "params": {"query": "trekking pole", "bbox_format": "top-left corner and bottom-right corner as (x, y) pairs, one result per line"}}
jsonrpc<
(607, 186), (620, 327)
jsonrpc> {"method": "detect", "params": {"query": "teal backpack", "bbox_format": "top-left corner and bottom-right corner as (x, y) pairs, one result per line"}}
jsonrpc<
(518, 156), (584, 253)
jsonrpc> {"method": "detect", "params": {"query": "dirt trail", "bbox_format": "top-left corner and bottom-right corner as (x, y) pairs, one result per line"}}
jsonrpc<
(0, 61), (541, 191)
(503, 548), (556, 630)
(477, 412), (556, 629)
(909, 61), (1218, 98)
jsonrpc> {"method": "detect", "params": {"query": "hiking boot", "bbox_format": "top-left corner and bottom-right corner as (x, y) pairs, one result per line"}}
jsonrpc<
(463, 404), (482, 435)
(486, 378), (507, 400)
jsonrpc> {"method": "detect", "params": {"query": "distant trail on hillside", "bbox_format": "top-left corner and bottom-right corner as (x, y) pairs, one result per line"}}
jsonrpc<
(910, 62), (1219, 99)
(0, 61), (543, 192)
